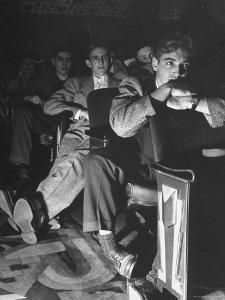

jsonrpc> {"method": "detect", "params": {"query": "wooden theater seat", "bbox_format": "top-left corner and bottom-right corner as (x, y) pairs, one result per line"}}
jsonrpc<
(128, 108), (225, 299)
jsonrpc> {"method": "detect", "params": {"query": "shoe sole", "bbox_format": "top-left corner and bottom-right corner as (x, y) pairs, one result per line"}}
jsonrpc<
(13, 198), (37, 244)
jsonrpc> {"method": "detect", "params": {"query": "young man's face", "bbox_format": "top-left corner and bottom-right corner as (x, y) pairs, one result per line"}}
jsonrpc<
(21, 58), (35, 78)
(152, 48), (191, 87)
(86, 47), (110, 77)
(53, 51), (72, 77)
(137, 46), (153, 64)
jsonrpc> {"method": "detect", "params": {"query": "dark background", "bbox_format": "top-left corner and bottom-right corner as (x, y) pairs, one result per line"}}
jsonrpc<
(1, 0), (225, 82)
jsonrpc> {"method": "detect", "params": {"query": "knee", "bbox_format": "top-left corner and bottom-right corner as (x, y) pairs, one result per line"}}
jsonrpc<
(85, 151), (107, 173)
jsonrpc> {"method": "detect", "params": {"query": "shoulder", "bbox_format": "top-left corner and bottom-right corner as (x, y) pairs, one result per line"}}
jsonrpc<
(63, 77), (81, 88)
(108, 73), (120, 87)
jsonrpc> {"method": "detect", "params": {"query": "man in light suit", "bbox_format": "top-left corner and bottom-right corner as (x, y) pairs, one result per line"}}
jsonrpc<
(3, 44), (119, 244)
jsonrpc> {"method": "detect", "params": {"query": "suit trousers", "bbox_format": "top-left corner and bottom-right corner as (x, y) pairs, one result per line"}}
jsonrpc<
(9, 102), (57, 166)
(37, 136), (89, 219)
(83, 139), (151, 233)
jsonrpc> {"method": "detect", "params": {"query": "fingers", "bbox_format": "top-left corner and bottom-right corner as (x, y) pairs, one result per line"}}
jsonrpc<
(168, 79), (196, 96)
(24, 95), (42, 106)
(171, 88), (196, 97)
(80, 109), (89, 120)
(151, 83), (172, 102)
(167, 96), (193, 110)
(119, 77), (143, 96)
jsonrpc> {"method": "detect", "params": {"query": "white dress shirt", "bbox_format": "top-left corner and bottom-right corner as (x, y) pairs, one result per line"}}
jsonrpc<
(74, 74), (109, 120)
(93, 74), (109, 90)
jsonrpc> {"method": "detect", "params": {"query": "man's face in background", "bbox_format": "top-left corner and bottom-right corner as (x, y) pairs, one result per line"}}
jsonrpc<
(53, 51), (72, 77)
(86, 47), (110, 77)
(137, 46), (153, 65)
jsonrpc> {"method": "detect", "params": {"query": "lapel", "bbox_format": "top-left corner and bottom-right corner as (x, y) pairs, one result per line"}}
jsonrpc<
(80, 76), (94, 98)
(80, 74), (118, 97)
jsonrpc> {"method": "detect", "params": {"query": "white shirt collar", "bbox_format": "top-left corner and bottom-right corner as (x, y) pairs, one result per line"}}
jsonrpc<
(155, 78), (160, 88)
(93, 74), (108, 90)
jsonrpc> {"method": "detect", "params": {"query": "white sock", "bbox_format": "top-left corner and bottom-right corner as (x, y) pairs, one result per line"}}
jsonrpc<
(99, 230), (112, 236)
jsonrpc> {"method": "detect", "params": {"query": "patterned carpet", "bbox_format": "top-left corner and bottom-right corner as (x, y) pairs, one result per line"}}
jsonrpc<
(0, 216), (129, 300)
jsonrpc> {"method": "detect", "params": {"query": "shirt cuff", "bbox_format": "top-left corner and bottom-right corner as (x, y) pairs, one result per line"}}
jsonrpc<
(73, 109), (82, 120)
(195, 98), (210, 115)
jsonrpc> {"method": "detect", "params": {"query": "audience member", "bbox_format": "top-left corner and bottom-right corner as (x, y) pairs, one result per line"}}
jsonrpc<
(8, 46), (72, 192)
(8, 44), (119, 244)
(6, 55), (36, 100)
(127, 45), (154, 90)
(80, 32), (225, 280)
(109, 47), (128, 81)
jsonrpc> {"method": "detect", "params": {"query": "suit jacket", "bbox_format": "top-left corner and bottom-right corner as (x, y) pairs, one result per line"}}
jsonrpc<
(44, 74), (119, 143)
(110, 77), (225, 164)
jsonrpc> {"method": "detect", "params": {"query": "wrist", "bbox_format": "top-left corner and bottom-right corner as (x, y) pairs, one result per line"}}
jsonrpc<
(191, 97), (200, 110)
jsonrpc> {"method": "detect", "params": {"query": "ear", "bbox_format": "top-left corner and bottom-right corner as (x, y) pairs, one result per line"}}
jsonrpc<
(151, 57), (158, 72)
(85, 59), (92, 69)
(51, 58), (56, 66)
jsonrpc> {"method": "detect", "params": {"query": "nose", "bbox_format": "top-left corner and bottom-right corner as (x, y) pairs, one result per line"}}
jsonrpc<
(173, 65), (183, 79)
(99, 57), (104, 65)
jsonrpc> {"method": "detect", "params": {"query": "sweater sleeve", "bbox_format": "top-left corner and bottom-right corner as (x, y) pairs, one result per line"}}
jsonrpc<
(110, 93), (156, 138)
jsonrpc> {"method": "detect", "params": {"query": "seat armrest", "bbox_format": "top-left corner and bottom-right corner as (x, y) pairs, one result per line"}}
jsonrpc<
(85, 129), (110, 149)
(152, 162), (195, 182)
(85, 128), (109, 140)
(51, 110), (73, 122)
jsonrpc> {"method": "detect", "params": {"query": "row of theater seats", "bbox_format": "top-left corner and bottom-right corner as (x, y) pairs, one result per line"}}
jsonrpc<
(38, 87), (223, 300)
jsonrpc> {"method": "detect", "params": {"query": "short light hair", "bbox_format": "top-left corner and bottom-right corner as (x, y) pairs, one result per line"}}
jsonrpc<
(86, 43), (109, 59)
(155, 32), (195, 59)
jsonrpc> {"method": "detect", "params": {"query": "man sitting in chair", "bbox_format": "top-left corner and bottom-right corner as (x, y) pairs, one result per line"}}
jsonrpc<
(80, 33), (225, 280)
(2, 44), (119, 244)
(8, 46), (72, 193)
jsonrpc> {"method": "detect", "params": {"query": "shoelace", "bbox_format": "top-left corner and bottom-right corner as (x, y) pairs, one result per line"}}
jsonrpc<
(107, 249), (128, 269)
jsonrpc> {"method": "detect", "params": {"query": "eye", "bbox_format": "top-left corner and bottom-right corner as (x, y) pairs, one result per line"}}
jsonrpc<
(56, 57), (63, 62)
(182, 63), (190, 70)
(166, 61), (174, 66)
(90, 56), (98, 61)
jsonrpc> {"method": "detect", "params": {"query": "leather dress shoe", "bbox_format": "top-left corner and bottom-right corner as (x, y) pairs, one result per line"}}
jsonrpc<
(13, 192), (48, 244)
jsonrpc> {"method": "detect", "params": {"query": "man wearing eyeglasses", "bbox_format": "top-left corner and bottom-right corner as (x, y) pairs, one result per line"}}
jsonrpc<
(7, 44), (119, 245)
